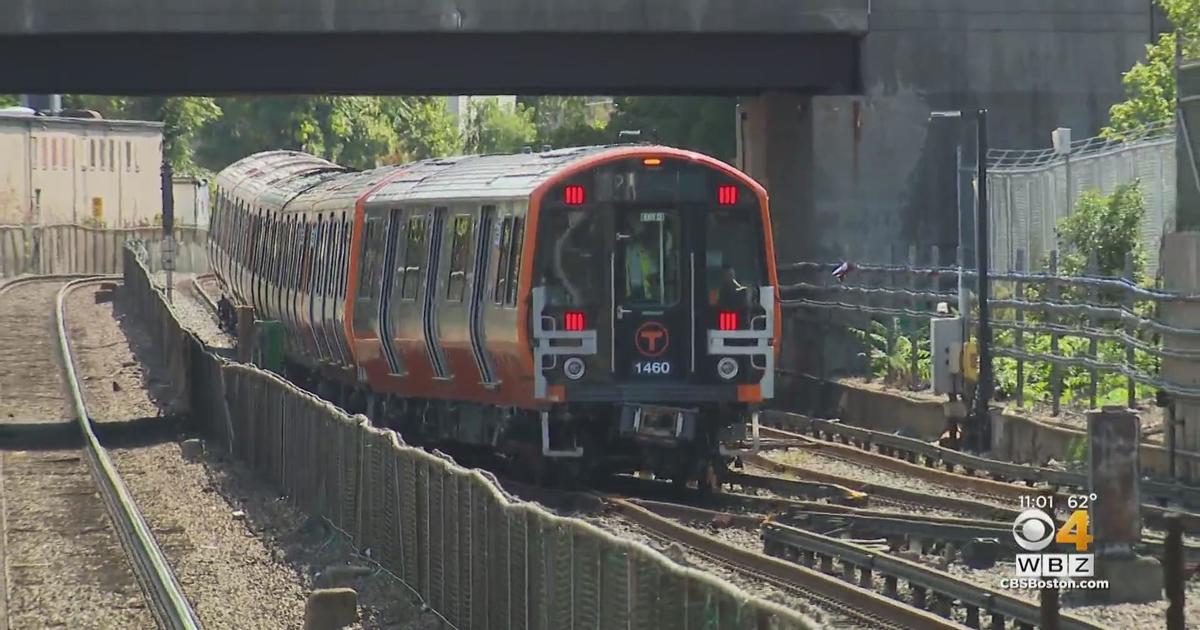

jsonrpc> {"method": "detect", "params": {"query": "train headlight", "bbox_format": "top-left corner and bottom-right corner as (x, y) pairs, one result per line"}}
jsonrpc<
(563, 357), (586, 380)
(717, 357), (739, 380)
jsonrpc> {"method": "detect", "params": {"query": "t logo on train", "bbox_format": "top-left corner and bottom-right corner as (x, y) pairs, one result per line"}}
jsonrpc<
(208, 145), (779, 491)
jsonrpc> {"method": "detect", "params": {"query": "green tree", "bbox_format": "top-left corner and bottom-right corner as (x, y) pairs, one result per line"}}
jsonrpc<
(0, 95), (17, 107)
(309, 97), (396, 169)
(1104, 0), (1200, 137)
(1053, 182), (1147, 277)
(462, 99), (537, 154)
(381, 96), (462, 161)
(62, 95), (221, 174)
(522, 96), (611, 148)
(607, 97), (737, 161)
(196, 96), (403, 171)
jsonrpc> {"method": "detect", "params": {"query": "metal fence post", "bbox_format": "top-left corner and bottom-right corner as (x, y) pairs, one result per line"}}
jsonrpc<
(1166, 513), (1185, 630)
(1087, 251), (1100, 408)
(1049, 251), (1063, 415)
(909, 244), (919, 389)
(1015, 255), (1026, 407)
(1123, 252), (1138, 408)
(931, 244), (941, 386)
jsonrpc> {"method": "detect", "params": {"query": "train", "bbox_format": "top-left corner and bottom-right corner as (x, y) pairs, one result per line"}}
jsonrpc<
(209, 144), (780, 491)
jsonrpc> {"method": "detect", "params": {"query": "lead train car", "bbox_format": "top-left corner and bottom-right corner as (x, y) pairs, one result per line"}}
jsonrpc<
(210, 145), (780, 488)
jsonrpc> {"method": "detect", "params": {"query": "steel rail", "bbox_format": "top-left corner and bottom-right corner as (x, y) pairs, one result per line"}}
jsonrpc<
(606, 497), (965, 630)
(762, 412), (1200, 520)
(756, 425), (1040, 501)
(779, 506), (1200, 563)
(191, 273), (220, 315)
(743, 453), (1021, 521)
(761, 521), (1107, 630)
(56, 277), (202, 630)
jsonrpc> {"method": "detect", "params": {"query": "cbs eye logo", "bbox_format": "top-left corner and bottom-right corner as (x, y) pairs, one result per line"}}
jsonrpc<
(1012, 509), (1057, 551)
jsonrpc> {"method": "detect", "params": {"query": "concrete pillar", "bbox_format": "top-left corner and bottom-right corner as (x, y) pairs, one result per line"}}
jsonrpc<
(1080, 406), (1162, 605)
(1161, 232), (1200, 479)
(1087, 407), (1140, 548)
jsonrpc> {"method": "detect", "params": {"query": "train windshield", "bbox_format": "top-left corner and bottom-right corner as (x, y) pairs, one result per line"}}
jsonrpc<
(620, 209), (682, 306)
(705, 209), (763, 308)
(537, 208), (605, 307)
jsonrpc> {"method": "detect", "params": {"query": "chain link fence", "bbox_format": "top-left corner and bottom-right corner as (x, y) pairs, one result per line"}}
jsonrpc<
(122, 244), (815, 630)
(985, 123), (1175, 276)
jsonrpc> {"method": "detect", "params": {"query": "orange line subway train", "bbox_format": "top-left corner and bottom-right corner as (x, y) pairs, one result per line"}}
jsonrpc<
(209, 144), (780, 489)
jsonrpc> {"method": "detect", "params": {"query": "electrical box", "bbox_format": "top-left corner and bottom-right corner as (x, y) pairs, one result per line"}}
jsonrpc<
(931, 316), (963, 395)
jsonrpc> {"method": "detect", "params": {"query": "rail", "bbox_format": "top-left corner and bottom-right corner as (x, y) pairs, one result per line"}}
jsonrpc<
(48, 276), (202, 629)
(763, 411), (1200, 509)
(761, 521), (1106, 630)
(607, 498), (963, 630)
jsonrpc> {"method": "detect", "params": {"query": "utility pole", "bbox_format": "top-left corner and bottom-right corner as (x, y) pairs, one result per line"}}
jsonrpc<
(974, 108), (992, 453)
(161, 159), (175, 302)
(931, 108), (993, 452)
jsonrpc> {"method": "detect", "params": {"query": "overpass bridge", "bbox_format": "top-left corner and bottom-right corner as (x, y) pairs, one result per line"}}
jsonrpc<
(0, 0), (867, 94)
(0, 1), (1159, 381)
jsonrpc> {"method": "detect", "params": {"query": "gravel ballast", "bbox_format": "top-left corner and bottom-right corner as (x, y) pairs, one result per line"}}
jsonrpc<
(67, 282), (441, 629)
(0, 279), (155, 629)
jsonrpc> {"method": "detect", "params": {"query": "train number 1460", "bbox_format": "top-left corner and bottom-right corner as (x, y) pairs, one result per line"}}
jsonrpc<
(634, 361), (672, 375)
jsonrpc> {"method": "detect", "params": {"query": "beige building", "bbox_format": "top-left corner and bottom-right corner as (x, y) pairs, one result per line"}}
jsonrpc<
(0, 111), (164, 227)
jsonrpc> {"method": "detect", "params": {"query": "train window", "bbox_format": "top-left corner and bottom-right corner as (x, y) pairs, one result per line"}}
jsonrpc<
(51, 138), (58, 169)
(705, 210), (764, 308)
(300, 221), (312, 293)
(339, 215), (350, 300)
(322, 215), (333, 299)
(313, 219), (323, 295)
(620, 210), (682, 306)
(272, 214), (284, 286)
(338, 217), (347, 299)
(400, 215), (426, 300)
(535, 208), (603, 307)
(505, 217), (524, 307)
(445, 214), (473, 302)
(125, 142), (132, 171)
(493, 217), (512, 305)
(322, 217), (333, 298)
(41, 138), (48, 170)
(108, 141), (115, 172)
(357, 217), (379, 299)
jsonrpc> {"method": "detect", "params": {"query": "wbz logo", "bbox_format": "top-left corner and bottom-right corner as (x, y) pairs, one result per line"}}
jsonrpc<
(1012, 508), (1095, 578)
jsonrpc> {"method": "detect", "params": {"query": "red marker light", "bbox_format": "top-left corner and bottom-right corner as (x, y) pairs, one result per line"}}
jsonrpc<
(718, 185), (738, 206)
(564, 185), (586, 206)
(564, 311), (586, 331)
(718, 311), (739, 331)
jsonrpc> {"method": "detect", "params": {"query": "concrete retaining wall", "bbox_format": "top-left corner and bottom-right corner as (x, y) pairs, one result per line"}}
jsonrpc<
(781, 374), (1200, 480)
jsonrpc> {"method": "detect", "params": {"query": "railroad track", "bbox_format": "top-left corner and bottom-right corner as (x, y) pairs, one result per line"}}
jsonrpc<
(606, 497), (964, 630)
(57, 277), (202, 629)
(743, 452), (1021, 521)
(0, 276), (201, 630)
(612, 498), (1105, 630)
(758, 414), (1200, 529)
(190, 273), (220, 316)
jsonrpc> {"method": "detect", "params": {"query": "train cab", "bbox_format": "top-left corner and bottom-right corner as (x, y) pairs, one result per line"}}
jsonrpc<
(528, 152), (779, 480)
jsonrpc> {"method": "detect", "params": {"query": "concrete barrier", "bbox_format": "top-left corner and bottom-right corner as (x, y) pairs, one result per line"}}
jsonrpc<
(780, 373), (1200, 479)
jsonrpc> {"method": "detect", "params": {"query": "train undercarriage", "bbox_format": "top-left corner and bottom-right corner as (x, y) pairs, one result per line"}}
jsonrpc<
(270, 355), (759, 495)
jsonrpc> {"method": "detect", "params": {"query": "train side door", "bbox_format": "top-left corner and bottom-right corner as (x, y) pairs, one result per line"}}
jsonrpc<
(612, 208), (689, 382)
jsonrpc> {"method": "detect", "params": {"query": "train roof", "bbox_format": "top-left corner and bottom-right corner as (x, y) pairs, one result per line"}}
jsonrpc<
(217, 145), (744, 213)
